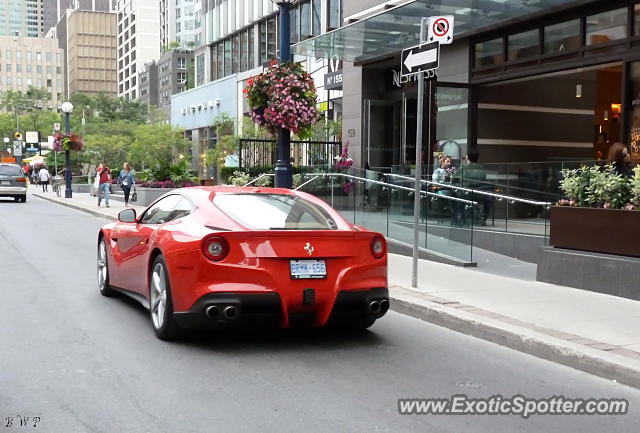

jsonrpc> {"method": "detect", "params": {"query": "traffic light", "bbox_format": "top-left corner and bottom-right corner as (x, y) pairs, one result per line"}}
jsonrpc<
(14, 132), (22, 140)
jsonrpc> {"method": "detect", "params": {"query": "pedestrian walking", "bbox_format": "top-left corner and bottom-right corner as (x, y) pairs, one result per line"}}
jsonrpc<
(38, 166), (50, 192)
(97, 163), (111, 208)
(118, 163), (135, 207)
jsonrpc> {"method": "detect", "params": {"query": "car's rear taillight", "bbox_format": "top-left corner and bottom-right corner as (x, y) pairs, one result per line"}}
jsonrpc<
(202, 235), (229, 261)
(15, 177), (26, 183)
(370, 236), (386, 259)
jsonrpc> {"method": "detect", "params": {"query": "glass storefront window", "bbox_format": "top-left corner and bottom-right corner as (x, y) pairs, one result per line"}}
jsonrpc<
(290, 7), (299, 44)
(629, 62), (640, 163)
(436, 87), (469, 168)
(475, 38), (503, 67)
(508, 29), (539, 61)
(259, 21), (267, 64)
(544, 19), (580, 54)
(586, 8), (628, 45)
(635, 4), (640, 36)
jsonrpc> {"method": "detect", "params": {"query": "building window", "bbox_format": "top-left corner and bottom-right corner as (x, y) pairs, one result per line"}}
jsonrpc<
(544, 19), (580, 54)
(508, 29), (539, 61)
(312, 0), (321, 36)
(232, 35), (240, 73)
(300, 1), (311, 40)
(259, 21), (267, 64)
(5, 64), (10, 72)
(248, 28), (255, 69)
(17, 78), (22, 86)
(37, 65), (42, 73)
(267, 18), (277, 61)
(46, 52), (52, 63)
(36, 52), (41, 61)
(328, 0), (342, 31)
(629, 61), (640, 161)
(635, 4), (640, 37)
(210, 45), (217, 81)
(240, 31), (248, 72)
(475, 38), (503, 67)
(16, 64), (21, 72)
(290, 6), (299, 43)
(196, 54), (204, 86)
(224, 39), (232, 76)
(586, 8), (628, 46)
(178, 72), (187, 84)
(217, 42), (223, 79)
(178, 57), (186, 69)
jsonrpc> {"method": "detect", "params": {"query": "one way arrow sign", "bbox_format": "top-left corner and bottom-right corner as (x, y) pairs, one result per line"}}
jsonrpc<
(401, 42), (439, 78)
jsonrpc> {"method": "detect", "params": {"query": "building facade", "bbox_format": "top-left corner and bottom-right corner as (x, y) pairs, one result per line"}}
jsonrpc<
(0, 35), (65, 109)
(56, 9), (117, 98)
(0, 0), (45, 37)
(158, 49), (194, 122)
(43, 0), (115, 35)
(139, 61), (158, 107)
(116, 0), (160, 99)
(160, 0), (200, 50)
(294, 0), (640, 172)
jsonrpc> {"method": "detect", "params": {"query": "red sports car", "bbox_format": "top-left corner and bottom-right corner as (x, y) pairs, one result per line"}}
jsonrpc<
(97, 187), (389, 340)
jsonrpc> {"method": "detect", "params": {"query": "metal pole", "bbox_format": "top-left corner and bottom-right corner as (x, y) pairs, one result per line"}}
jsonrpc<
(412, 17), (428, 289)
(274, 2), (292, 189)
(64, 112), (72, 198)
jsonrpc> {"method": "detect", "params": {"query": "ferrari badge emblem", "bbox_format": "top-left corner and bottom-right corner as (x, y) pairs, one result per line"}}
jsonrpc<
(304, 242), (315, 256)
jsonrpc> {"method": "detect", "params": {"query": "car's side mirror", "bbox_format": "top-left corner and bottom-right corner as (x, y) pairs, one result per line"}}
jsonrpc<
(118, 208), (137, 223)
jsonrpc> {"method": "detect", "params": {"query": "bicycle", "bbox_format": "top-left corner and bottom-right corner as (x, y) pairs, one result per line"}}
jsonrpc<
(52, 170), (64, 197)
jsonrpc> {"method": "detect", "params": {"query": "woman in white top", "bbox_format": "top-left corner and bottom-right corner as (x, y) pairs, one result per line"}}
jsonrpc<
(38, 167), (50, 192)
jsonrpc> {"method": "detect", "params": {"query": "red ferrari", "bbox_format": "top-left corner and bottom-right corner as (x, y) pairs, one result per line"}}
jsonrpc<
(97, 187), (389, 340)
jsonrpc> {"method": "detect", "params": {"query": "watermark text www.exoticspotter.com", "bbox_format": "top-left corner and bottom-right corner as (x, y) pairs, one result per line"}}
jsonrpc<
(398, 395), (628, 418)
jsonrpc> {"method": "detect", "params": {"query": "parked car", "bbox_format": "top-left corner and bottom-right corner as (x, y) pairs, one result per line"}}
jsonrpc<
(97, 186), (389, 340)
(0, 163), (27, 202)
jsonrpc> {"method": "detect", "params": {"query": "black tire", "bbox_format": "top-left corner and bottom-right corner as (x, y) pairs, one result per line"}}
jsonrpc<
(97, 239), (117, 297)
(149, 255), (181, 341)
(21, 195), (26, 203)
(14, 196), (19, 202)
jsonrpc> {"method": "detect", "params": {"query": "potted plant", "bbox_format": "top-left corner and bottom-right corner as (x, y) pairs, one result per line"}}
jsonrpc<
(551, 165), (640, 257)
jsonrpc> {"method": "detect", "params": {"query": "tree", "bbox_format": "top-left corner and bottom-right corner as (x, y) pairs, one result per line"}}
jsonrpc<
(2, 90), (28, 131)
(23, 87), (50, 133)
(129, 124), (189, 171)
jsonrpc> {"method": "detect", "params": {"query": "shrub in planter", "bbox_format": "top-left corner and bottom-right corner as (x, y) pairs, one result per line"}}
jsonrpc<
(558, 164), (635, 210)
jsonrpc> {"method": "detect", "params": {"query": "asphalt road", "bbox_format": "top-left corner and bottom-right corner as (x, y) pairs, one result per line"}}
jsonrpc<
(1, 194), (640, 433)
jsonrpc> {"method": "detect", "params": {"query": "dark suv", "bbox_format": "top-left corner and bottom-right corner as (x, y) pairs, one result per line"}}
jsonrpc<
(0, 163), (27, 202)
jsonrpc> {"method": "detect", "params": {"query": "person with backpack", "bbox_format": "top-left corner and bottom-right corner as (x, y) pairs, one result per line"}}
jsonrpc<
(97, 163), (111, 208)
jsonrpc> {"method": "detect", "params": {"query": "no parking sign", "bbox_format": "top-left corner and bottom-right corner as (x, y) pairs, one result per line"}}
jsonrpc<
(428, 15), (454, 44)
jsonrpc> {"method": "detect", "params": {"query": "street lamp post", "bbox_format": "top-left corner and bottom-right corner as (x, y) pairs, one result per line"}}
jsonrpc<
(271, 0), (294, 189)
(61, 102), (74, 198)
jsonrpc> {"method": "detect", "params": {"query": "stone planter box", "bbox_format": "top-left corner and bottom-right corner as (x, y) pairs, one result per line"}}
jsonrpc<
(550, 206), (640, 258)
(72, 184), (92, 193)
(133, 187), (176, 207)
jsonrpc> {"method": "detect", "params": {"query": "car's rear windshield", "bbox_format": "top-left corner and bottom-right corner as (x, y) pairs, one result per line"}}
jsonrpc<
(213, 193), (339, 230)
(0, 165), (21, 176)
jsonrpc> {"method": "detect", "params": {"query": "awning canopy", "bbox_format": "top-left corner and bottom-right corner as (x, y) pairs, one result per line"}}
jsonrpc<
(292, 0), (593, 63)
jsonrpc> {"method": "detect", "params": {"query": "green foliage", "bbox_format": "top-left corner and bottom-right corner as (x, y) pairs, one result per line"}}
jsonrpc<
(630, 166), (640, 206)
(559, 164), (633, 209)
(186, 58), (195, 91)
(255, 174), (273, 187)
(239, 116), (273, 139)
(168, 158), (199, 186)
(227, 170), (251, 186)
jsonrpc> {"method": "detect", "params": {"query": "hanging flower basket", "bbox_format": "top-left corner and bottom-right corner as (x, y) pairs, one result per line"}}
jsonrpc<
(53, 132), (84, 152)
(244, 61), (320, 140)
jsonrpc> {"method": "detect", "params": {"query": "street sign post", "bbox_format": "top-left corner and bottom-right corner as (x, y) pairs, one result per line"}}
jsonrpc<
(427, 15), (454, 44)
(13, 141), (22, 157)
(401, 42), (439, 78)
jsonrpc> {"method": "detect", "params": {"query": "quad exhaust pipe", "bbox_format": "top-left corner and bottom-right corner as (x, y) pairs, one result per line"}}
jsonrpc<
(379, 299), (389, 312)
(223, 306), (238, 320)
(205, 306), (219, 318)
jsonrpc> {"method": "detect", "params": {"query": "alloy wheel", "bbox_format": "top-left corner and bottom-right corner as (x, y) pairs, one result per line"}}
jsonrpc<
(150, 262), (168, 330)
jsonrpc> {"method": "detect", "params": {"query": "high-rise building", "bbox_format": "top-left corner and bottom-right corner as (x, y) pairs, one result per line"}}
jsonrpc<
(56, 9), (117, 98)
(116, 0), (160, 100)
(158, 49), (193, 121)
(0, 0), (45, 37)
(43, 0), (115, 35)
(0, 35), (65, 109)
(139, 61), (158, 107)
(160, 0), (199, 50)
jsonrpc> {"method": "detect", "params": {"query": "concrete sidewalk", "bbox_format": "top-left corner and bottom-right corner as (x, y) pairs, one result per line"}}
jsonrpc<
(30, 187), (640, 389)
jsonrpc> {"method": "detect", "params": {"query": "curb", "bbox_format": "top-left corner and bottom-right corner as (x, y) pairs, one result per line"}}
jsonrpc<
(389, 289), (640, 390)
(32, 193), (117, 221)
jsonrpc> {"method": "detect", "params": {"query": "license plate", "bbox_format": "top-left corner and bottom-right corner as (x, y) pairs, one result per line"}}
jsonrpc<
(290, 260), (326, 279)
(1, 181), (10, 186)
